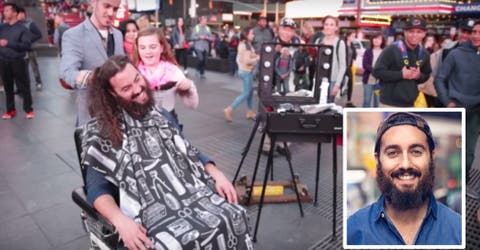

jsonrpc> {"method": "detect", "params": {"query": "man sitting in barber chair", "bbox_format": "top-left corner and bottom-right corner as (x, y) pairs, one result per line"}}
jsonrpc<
(81, 55), (253, 250)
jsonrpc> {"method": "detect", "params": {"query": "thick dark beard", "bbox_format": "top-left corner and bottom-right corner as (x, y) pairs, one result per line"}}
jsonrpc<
(115, 85), (155, 118)
(376, 159), (435, 210)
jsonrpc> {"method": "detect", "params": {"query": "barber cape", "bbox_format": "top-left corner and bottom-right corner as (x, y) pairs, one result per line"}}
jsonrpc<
(82, 107), (253, 250)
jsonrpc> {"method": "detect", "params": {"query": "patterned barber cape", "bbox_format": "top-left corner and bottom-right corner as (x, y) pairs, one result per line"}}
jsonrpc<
(81, 108), (253, 250)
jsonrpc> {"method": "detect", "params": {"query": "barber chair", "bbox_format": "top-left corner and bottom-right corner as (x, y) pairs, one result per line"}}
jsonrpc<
(71, 128), (120, 250)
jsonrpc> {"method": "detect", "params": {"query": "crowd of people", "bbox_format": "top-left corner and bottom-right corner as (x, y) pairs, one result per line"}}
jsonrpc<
(1, 0), (479, 248)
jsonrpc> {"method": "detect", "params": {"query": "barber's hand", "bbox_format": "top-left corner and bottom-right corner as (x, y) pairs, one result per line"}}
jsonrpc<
(214, 173), (239, 204)
(74, 70), (93, 89)
(113, 215), (154, 250)
(330, 85), (340, 97)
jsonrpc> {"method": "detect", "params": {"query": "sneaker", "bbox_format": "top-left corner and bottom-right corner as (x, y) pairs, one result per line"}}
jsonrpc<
(36, 83), (43, 90)
(2, 110), (17, 119)
(346, 102), (356, 107)
(25, 111), (34, 119)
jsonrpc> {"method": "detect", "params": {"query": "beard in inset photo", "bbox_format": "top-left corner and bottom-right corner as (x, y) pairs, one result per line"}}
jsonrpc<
(115, 84), (155, 118)
(376, 158), (435, 210)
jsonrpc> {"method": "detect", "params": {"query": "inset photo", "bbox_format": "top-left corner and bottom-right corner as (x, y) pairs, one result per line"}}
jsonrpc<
(343, 108), (465, 249)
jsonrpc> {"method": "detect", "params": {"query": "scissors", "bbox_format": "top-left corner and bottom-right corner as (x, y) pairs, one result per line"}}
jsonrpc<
(178, 208), (203, 227)
(130, 128), (142, 137)
(98, 138), (112, 153)
(219, 213), (237, 248)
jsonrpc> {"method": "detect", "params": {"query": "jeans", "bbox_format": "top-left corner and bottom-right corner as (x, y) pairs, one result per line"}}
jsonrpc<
(363, 84), (379, 107)
(346, 71), (353, 102)
(228, 50), (238, 75)
(195, 49), (208, 76)
(27, 50), (41, 83)
(230, 70), (254, 110)
(276, 75), (290, 95)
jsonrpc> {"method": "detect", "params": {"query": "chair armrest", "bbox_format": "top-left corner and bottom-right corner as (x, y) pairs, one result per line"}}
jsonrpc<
(71, 186), (116, 233)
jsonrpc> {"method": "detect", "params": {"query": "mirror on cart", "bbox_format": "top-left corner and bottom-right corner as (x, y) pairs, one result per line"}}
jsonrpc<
(257, 42), (334, 108)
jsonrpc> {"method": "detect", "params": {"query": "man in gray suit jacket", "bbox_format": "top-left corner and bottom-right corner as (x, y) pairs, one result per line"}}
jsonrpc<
(60, 0), (124, 126)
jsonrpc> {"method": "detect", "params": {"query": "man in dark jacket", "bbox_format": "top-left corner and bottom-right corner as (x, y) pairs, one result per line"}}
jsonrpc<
(373, 17), (431, 107)
(439, 19), (474, 63)
(252, 15), (274, 54)
(18, 7), (43, 89)
(435, 21), (480, 198)
(0, 3), (33, 119)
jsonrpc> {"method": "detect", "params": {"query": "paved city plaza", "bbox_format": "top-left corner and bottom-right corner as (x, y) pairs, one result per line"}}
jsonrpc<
(0, 53), (478, 249)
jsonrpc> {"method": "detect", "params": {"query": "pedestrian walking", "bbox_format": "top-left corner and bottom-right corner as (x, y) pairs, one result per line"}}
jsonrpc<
(224, 26), (259, 122)
(190, 16), (212, 79)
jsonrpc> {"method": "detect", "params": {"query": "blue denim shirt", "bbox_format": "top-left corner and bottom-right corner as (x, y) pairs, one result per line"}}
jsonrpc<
(347, 193), (462, 245)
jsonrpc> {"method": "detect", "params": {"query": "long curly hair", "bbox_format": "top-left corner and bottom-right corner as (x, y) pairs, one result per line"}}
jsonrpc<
(88, 55), (131, 146)
(133, 27), (178, 66)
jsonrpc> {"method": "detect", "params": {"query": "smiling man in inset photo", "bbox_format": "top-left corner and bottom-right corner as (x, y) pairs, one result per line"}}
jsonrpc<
(347, 112), (461, 246)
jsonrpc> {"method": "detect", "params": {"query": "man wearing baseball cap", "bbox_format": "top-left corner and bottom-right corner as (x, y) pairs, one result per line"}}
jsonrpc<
(428, 18), (475, 108)
(274, 17), (301, 46)
(373, 17), (432, 107)
(347, 112), (461, 245)
(437, 18), (475, 66)
(261, 17), (302, 155)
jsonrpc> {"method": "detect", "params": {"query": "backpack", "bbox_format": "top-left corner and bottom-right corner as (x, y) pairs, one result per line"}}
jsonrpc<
(311, 32), (325, 44)
(331, 38), (349, 94)
(394, 39), (424, 68)
(194, 24), (211, 34)
(229, 36), (239, 50)
(389, 40), (428, 106)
